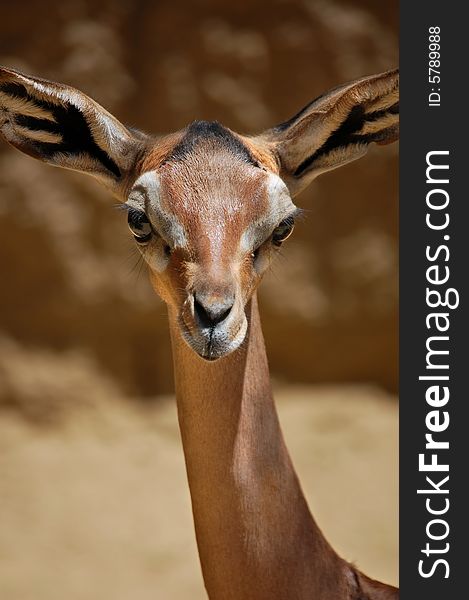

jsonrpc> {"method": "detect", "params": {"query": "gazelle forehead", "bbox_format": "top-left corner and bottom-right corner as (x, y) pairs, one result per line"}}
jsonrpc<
(159, 148), (267, 219)
(128, 128), (295, 255)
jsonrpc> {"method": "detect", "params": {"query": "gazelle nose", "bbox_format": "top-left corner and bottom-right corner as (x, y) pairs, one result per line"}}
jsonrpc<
(193, 293), (234, 328)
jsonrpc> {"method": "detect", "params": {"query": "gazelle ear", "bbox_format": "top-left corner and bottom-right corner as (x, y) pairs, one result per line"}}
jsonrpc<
(260, 69), (398, 197)
(0, 66), (147, 195)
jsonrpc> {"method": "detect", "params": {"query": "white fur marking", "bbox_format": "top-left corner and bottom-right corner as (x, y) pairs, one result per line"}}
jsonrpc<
(240, 172), (296, 253)
(130, 171), (188, 250)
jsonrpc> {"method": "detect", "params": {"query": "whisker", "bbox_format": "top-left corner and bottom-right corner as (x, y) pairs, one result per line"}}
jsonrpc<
(126, 248), (146, 282)
(136, 254), (146, 282)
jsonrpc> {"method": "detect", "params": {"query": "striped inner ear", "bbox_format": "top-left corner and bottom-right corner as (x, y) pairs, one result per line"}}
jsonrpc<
(294, 100), (399, 177)
(0, 81), (121, 178)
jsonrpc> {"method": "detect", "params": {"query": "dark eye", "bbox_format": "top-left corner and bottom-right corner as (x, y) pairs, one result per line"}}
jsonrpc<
(272, 216), (295, 247)
(127, 208), (153, 244)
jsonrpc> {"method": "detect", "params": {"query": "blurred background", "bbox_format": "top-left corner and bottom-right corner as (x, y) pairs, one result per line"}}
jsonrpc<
(0, 0), (398, 598)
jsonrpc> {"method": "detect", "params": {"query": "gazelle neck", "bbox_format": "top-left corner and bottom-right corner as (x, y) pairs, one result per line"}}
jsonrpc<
(168, 294), (350, 600)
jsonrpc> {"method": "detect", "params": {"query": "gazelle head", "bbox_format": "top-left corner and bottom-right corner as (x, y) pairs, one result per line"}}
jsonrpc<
(0, 66), (398, 361)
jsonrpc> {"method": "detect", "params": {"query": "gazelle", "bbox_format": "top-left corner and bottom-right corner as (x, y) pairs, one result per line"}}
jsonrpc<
(1, 66), (398, 599)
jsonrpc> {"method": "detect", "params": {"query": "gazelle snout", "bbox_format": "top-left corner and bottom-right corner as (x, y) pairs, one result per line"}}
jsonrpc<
(179, 279), (248, 361)
(193, 291), (235, 329)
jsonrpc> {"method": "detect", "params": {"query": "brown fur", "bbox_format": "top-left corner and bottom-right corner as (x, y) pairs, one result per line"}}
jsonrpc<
(0, 65), (399, 599)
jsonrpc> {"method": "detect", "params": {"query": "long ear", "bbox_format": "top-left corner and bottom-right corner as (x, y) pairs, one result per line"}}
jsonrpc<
(0, 66), (147, 195)
(260, 69), (398, 197)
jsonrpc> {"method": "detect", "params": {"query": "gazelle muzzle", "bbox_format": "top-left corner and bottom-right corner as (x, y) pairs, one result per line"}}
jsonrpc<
(179, 291), (248, 361)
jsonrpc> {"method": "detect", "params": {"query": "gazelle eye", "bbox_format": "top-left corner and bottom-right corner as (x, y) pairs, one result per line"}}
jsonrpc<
(272, 216), (295, 247)
(127, 208), (152, 243)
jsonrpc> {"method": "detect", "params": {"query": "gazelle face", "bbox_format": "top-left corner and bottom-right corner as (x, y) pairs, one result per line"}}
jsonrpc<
(126, 122), (297, 360)
(1, 66), (398, 361)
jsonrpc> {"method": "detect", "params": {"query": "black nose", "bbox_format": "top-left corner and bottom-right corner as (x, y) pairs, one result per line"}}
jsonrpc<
(193, 294), (234, 328)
